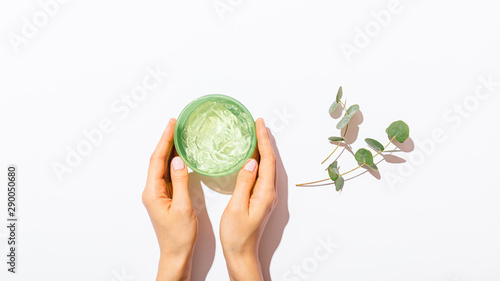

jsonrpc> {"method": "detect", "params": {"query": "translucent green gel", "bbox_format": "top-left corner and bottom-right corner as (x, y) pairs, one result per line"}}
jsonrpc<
(180, 100), (253, 174)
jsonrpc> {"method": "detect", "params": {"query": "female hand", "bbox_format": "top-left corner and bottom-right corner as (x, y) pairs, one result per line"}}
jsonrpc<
(220, 118), (278, 281)
(142, 118), (198, 281)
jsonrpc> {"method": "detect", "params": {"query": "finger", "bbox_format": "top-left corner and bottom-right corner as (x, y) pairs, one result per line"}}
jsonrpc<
(147, 119), (176, 182)
(267, 127), (278, 193)
(251, 140), (260, 162)
(228, 158), (258, 211)
(170, 156), (192, 207)
(166, 144), (180, 182)
(254, 118), (276, 189)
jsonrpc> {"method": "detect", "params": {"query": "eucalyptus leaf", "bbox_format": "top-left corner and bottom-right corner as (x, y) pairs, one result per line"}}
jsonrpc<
(335, 176), (344, 191)
(347, 104), (360, 115)
(328, 136), (345, 142)
(384, 150), (402, 153)
(386, 120), (410, 143)
(336, 114), (352, 129)
(368, 163), (378, 171)
(328, 161), (339, 181)
(328, 101), (338, 114)
(336, 86), (343, 103)
(365, 138), (384, 152)
(355, 148), (374, 166)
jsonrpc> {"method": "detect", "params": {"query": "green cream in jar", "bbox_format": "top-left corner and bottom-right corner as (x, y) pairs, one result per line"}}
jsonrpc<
(174, 95), (256, 177)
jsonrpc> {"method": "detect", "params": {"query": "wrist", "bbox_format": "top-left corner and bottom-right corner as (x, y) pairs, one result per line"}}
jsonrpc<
(156, 252), (193, 281)
(223, 251), (263, 281)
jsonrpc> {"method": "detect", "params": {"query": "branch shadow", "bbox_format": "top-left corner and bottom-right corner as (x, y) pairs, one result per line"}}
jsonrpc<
(334, 142), (354, 163)
(341, 110), (364, 145)
(391, 136), (415, 152)
(382, 154), (406, 164)
(259, 129), (289, 281)
(188, 172), (216, 281)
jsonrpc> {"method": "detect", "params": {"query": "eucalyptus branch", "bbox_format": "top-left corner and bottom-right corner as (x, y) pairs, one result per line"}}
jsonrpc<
(296, 86), (411, 192)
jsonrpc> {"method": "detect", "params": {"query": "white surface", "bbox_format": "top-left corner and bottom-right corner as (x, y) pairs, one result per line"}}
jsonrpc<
(1, 0), (500, 280)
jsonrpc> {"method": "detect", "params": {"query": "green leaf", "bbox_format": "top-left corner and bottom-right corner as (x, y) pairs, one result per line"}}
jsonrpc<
(328, 136), (345, 142)
(355, 148), (374, 166)
(386, 120), (410, 143)
(347, 104), (360, 115)
(328, 161), (339, 181)
(336, 104), (360, 129)
(365, 138), (384, 152)
(368, 163), (378, 171)
(328, 101), (338, 114)
(335, 176), (344, 191)
(336, 114), (352, 129)
(384, 149), (402, 153)
(336, 86), (343, 103)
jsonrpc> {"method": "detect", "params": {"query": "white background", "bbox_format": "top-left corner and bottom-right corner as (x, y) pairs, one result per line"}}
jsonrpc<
(1, 0), (500, 280)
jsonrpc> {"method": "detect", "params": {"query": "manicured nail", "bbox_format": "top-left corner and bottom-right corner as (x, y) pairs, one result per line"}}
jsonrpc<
(172, 157), (185, 170)
(244, 159), (257, 172)
(167, 118), (175, 127)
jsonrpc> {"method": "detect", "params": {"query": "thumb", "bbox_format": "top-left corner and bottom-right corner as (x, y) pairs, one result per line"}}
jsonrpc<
(229, 158), (258, 211)
(170, 156), (191, 207)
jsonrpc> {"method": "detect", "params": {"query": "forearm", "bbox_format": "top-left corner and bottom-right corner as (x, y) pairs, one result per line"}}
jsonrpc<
(156, 253), (193, 281)
(224, 253), (263, 281)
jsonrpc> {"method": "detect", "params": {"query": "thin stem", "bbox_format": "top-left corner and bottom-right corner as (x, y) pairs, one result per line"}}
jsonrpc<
(296, 178), (330, 186)
(321, 142), (341, 164)
(322, 100), (349, 164)
(339, 163), (365, 177)
(373, 136), (396, 158)
(339, 100), (347, 111)
(343, 124), (349, 137)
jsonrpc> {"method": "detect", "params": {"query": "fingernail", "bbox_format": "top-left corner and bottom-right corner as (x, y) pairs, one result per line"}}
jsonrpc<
(172, 156), (185, 170)
(244, 159), (257, 172)
(257, 118), (264, 126)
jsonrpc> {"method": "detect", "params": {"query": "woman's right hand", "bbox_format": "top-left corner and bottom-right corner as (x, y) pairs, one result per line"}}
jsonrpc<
(220, 118), (277, 281)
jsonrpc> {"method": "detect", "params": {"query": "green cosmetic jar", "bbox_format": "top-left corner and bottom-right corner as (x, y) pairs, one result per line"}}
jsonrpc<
(174, 94), (257, 177)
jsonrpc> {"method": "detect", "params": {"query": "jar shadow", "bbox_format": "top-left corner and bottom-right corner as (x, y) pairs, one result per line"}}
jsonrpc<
(188, 172), (216, 281)
(197, 171), (239, 194)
